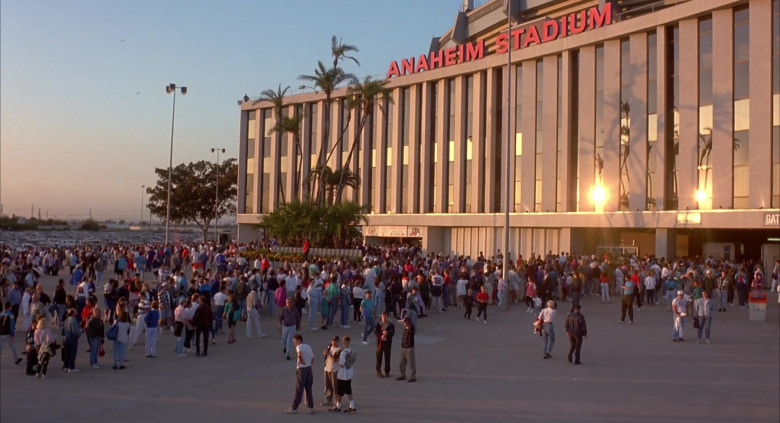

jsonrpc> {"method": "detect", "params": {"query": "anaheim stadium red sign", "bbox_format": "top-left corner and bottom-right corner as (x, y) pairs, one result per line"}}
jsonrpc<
(387, 3), (612, 79)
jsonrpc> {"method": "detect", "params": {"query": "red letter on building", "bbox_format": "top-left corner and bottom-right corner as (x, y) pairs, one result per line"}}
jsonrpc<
(401, 57), (415, 76)
(387, 61), (400, 79)
(466, 39), (485, 61)
(496, 33), (509, 54)
(444, 46), (457, 66)
(542, 19), (559, 42)
(512, 28), (525, 50)
(429, 49), (443, 70)
(588, 2), (612, 30)
(415, 54), (430, 73)
(523, 25), (541, 48)
(569, 10), (586, 34)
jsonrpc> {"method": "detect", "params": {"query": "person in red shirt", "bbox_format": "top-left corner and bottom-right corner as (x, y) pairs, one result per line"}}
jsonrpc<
(476, 285), (489, 324)
(302, 238), (310, 262)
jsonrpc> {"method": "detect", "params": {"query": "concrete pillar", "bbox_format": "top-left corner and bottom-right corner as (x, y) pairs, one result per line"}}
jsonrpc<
(711, 8), (734, 209)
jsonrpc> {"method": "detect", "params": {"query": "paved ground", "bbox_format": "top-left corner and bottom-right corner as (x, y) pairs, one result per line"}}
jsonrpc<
(1, 271), (778, 423)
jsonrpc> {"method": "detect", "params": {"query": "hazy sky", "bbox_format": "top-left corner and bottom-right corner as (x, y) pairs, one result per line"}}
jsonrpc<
(1, 0), (464, 222)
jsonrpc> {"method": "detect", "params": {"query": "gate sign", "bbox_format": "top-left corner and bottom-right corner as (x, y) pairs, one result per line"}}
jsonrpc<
(764, 212), (780, 227)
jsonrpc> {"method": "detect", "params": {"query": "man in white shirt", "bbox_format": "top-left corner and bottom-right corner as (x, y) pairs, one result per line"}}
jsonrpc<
(331, 336), (356, 413)
(285, 334), (315, 415)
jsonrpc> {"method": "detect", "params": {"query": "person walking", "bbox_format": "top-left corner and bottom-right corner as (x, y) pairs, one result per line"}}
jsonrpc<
(144, 301), (160, 357)
(280, 298), (300, 360)
(112, 310), (131, 369)
(360, 291), (375, 345)
(565, 304), (587, 365)
(62, 308), (81, 373)
(538, 300), (556, 359)
(396, 316), (416, 383)
(245, 286), (266, 339)
(672, 290), (687, 342)
(475, 284), (489, 324)
(321, 335), (340, 407)
(85, 307), (104, 369)
(0, 302), (23, 365)
(374, 311), (395, 378)
(331, 336), (357, 414)
(284, 334), (315, 415)
(192, 296), (214, 356)
(695, 290), (714, 344)
(619, 276), (636, 324)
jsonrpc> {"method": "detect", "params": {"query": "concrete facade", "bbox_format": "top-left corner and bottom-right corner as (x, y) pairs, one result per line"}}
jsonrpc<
(236, 0), (780, 260)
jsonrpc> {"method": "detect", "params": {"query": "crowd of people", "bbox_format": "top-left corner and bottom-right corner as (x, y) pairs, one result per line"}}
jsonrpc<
(1, 240), (778, 411)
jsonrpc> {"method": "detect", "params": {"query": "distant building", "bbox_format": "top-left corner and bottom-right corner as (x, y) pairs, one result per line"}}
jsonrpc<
(237, 0), (780, 261)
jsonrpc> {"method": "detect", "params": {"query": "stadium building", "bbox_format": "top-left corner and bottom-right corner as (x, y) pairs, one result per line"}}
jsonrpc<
(237, 0), (780, 263)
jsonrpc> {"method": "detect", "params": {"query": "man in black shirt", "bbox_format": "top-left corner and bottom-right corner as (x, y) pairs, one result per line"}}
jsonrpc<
(395, 317), (416, 383)
(565, 303), (588, 365)
(374, 311), (395, 378)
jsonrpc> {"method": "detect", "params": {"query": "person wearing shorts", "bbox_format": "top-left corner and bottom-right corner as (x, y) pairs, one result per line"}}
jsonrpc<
(330, 336), (356, 414)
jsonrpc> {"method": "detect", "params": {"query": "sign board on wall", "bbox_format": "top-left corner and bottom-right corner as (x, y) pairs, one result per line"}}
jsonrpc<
(366, 226), (409, 237)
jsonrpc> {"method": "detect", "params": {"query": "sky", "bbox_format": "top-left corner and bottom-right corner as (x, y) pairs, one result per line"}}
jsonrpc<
(0, 0), (467, 222)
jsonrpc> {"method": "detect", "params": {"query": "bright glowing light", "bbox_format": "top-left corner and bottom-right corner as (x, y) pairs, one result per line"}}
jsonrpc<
(592, 184), (606, 207)
(695, 189), (706, 203)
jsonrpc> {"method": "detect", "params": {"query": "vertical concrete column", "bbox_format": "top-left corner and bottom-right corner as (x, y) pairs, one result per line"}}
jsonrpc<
(559, 51), (572, 212)
(358, 105), (372, 207)
(301, 104), (312, 202)
(629, 32), (648, 211)
(602, 39), (621, 212)
(375, 99), (388, 213)
(484, 68), (499, 213)
(711, 8), (734, 209)
(237, 110), (249, 214)
(435, 79), (448, 213)
(578, 46), (597, 212)
(407, 84), (421, 213)
(655, 228), (677, 261)
(520, 60), (536, 212)
(472, 71), (487, 213)
(452, 76), (466, 213)
(284, 105), (296, 203)
(749, 0), (773, 208)
(677, 18), (699, 210)
(419, 82), (433, 213)
(542, 55), (558, 212)
(269, 108), (280, 211)
(389, 87), (402, 214)
(654, 26), (668, 210)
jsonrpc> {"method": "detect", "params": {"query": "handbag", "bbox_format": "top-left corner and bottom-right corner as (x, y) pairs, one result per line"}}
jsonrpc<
(693, 316), (701, 329)
(106, 323), (119, 341)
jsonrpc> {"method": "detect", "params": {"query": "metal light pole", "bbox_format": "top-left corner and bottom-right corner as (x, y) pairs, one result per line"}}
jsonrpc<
(165, 83), (187, 247)
(211, 147), (225, 243)
(140, 185), (145, 226)
(503, 2), (513, 281)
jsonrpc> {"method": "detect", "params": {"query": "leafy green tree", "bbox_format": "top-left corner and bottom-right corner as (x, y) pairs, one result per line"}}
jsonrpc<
(147, 159), (238, 241)
(258, 85), (290, 203)
(80, 219), (101, 231)
(261, 200), (366, 248)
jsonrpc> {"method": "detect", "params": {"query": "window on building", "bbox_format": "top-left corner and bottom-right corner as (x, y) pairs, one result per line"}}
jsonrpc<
(733, 6), (750, 209)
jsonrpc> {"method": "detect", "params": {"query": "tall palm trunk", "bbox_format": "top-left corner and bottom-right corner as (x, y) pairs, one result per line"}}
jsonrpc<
(335, 112), (368, 204)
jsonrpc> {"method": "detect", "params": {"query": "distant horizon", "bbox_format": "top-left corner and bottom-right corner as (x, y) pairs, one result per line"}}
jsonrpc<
(1, 0), (464, 221)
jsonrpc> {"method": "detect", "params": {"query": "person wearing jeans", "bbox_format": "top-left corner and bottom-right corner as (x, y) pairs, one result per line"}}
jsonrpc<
(538, 300), (556, 359)
(280, 299), (300, 360)
(672, 290), (687, 342)
(360, 292), (375, 344)
(695, 291), (714, 344)
(85, 308), (104, 368)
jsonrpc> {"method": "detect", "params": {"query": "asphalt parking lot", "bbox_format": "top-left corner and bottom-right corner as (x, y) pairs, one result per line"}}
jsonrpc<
(1, 272), (778, 423)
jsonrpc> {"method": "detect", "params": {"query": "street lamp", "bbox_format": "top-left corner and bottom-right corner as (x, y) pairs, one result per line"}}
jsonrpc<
(211, 147), (226, 243)
(140, 185), (145, 226)
(165, 83), (187, 247)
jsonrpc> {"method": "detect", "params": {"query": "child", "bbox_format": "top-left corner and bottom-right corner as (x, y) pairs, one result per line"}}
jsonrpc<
(462, 289), (474, 320)
(525, 276), (537, 313)
(476, 285), (489, 324)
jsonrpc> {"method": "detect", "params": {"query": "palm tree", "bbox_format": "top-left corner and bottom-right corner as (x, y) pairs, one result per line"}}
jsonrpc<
(335, 76), (393, 203)
(270, 115), (303, 201)
(298, 62), (357, 202)
(331, 35), (360, 69)
(258, 84), (290, 203)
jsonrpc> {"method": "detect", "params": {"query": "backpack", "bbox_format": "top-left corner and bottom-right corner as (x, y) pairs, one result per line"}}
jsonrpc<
(105, 323), (118, 341)
(344, 350), (357, 369)
(0, 314), (11, 335)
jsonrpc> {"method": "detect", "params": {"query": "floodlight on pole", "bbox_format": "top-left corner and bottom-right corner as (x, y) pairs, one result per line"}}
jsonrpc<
(165, 83), (187, 247)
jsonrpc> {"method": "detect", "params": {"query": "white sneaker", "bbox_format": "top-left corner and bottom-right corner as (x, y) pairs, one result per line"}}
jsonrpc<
(483, 320), (487, 324)
(69, 369), (80, 373)
(91, 365), (100, 369)
(475, 317), (480, 322)
(362, 341), (369, 345)
(176, 353), (187, 358)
